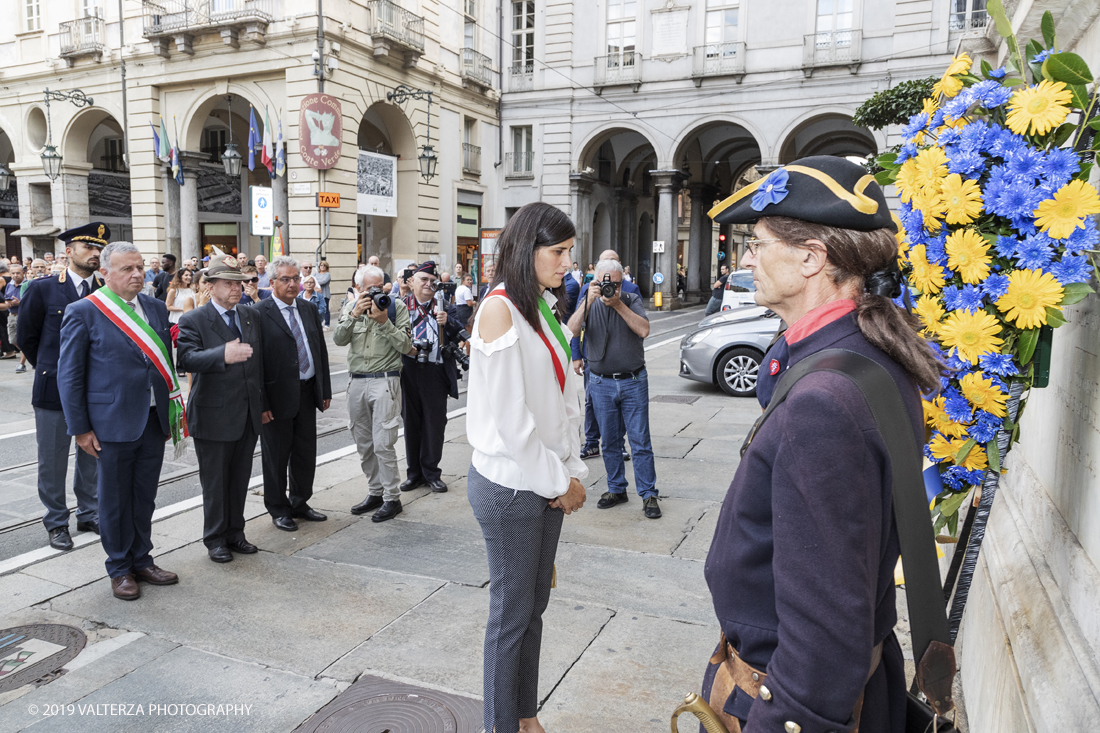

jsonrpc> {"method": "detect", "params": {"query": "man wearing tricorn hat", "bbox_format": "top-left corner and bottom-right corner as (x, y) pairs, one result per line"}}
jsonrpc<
(176, 249), (265, 564)
(17, 222), (110, 551)
(696, 157), (944, 733)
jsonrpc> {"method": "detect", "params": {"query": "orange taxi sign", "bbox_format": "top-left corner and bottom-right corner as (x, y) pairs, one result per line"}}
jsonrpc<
(316, 192), (341, 208)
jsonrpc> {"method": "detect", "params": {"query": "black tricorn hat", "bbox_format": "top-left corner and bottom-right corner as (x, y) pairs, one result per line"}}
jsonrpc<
(709, 156), (896, 233)
(58, 222), (111, 248)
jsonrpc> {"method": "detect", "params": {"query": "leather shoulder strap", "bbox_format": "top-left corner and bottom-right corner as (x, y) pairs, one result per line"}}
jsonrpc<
(740, 348), (954, 710)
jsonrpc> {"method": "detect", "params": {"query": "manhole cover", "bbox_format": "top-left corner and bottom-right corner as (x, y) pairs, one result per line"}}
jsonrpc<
(650, 395), (700, 404)
(298, 675), (483, 733)
(0, 624), (86, 692)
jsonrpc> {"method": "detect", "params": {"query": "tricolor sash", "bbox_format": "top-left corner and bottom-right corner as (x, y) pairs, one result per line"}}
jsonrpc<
(87, 288), (189, 451)
(488, 288), (570, 393)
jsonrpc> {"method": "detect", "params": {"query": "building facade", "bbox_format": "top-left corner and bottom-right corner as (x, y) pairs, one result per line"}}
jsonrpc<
(0, 0), (504, 288)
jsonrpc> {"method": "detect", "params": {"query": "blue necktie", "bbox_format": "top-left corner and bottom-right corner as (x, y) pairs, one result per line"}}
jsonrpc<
(225, 309), (243, 340)
(287, 306), (310, 377)
(78, 281), (87, 298)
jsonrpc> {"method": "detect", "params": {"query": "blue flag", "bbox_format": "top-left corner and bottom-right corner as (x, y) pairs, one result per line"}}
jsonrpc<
(247, 107), (259, 171)
(150, 122), (160, 156)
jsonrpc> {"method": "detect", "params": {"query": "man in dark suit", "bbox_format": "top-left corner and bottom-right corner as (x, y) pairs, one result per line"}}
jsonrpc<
(254, 256), (332, 531)
(177, 253), (264, 563)
(57, 242), (180, 600)
(17, 223), (108, 551)
(399, 261), (467, 494)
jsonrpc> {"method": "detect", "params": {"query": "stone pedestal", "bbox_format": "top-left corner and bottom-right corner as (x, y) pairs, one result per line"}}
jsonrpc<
(650, 170), (685, 311)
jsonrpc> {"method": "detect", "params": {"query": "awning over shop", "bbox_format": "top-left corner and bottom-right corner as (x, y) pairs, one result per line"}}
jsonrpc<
(10, 225), (60, 238)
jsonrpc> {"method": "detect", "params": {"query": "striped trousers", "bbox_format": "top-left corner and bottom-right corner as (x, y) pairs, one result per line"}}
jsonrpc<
(468, 465), (564, 733)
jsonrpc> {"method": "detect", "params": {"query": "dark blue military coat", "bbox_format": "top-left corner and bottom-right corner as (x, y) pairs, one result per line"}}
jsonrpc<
(703, 312), (920, 733)
(17, 270), (104, 410)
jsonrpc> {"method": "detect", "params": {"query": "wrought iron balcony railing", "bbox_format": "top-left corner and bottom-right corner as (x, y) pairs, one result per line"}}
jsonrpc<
(691, 42), (746, 84)
(802, 29), (862, 76)
(505, 151), (534, 179)
(462, 48), (495, 90)
(60, 16), (106, 63)
(368, 0), (425, 66)
(463, 143), (481, 175)
(593, 52), (642, 92)
(509, 61), (534, 92)
(141, 0), (274, 55)
(949, 8), (989, 31)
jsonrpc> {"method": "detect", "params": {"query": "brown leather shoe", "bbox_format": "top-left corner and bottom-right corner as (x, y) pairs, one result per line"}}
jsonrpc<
(111, 574), (140, 601)
(134, 565), (179, 585)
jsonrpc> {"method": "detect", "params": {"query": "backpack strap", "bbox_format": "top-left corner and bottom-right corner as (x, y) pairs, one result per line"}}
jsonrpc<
(741, 348), (956, 716)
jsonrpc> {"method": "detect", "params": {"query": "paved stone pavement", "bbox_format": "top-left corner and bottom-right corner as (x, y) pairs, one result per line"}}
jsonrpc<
(0, 333), (925, 732)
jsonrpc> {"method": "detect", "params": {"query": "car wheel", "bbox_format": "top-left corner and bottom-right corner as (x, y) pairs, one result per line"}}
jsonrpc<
(716, 348), (761, 397)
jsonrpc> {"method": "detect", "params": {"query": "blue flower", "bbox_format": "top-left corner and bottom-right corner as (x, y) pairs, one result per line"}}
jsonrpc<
(943, 387), (974, 423)
(1016, 233), (1055, 270)
(968, 417), (999, 444)
(941, 285), (963, 310)
(957, 120), (990, 154)
(943, 90), (975, 121)
(991, 181), (1040, 219)
(979, 352), (1019, 376)
(1005, 148), (1045, 181)
(896, 142), (918, 164)
(958, 284), (986, 312)
(925, 236), (948, 266)
(982, 273), (1011, 298)
(751, 169), (789, 211)
(1064, 221), (1100, 254)
(985, 127), (1027, 159)
(971, 79), (1013, 108)
(1042, 148), (1079, 188)
(947, 149), (986, 177)
(988, 66), (1007, 79)
(941, 466), (985, 490)
(946, 352), (973, 373)
(1050, 254), (1093, 285)
(939, 128), (963, 146)
(1033, 49), (1051, 64)
(993, 236), (1018, 258)
(901, 113), (929, 142)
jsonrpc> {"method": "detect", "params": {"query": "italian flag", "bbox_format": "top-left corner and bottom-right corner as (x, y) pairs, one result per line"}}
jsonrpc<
(261, 107), (275, 178)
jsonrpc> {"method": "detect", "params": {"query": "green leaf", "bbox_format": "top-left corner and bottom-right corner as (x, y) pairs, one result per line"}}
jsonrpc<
(954, 438), (977, 465)
(1044, 306), (1068, 327)
(987, 0), (1015, 39)
(937, 489), (972, 522)
(1043, 52), (1094, 86)
(1068, 84), (1091, 111)
(1089, 116), (1100, 131)
(933, 511), (949, 535)
(1018, 327), (1039, 363)
(1026, 40), (1044, 84)
(988, 438), (1001, 473)
(874, 170), (895, 186)
(1052, 122), (1077, 147)
(1061, 281), (1094, 305)
(1002, 78), (1026, 87)
(1041, 11), (1057, 50)
(981, 59), (994, 78)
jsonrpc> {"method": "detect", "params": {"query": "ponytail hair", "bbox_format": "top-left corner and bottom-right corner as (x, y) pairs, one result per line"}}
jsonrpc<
(761, 216), (945, 394)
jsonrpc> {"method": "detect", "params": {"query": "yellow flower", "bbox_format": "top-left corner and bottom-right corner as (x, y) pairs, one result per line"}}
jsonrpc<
(929, 436), (987, 472)
(924, 396), (970, 438)
(1033, 179), (1100, 240)
(895, 159), (919, 204)
(911, 188), (944, 232)
(959, 372), (1008, 418)
(929, 434), (958, 463)
(996, 269), (1064, 330)
(913, 147), (949, 191)
(938, 310), (1004, 364)
(958, 442), (988, 472)
(908, 244), (946, 295)
(936, 174), (984, 225)
(931, 54), (972, 98)
(1006, 80), (1073, 136)
(921, 97), (940, 116)
(914, 294), (946, 336)
(945, 229), (992, 284)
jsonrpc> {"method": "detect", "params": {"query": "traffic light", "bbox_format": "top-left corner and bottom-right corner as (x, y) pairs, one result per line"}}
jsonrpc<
(718, 234), (727, 244)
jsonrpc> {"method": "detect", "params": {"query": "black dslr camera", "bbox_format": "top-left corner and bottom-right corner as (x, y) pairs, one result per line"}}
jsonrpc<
(431, 280), (458, 298)
(599, 273), (620, 299)
(442, 329), (471, 371)
(364, 286), (391, 310)
(411, 338), (432, 364)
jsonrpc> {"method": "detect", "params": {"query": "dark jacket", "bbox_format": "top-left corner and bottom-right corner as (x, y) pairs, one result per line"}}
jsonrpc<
(176, 302), (264, 441)
(401, 295), (465, 399)
(153, 270), (173, 301)
(17, 270), (104, 410)
(569, 278), (641, 361)
(702, 313), (918, 733)
(252, 297), (332, 421)
(57, 293), (173, 442)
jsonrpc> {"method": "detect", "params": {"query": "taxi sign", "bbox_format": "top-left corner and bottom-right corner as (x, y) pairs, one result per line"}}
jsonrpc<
(316, 192), (341, 208)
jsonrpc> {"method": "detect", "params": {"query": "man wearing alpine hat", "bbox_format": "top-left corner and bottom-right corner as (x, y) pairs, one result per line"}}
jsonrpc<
(58, 242), (182, 600)
(17, 222), (109, 552)
(177, 250), (265, 564)
(698, 156), (944, 733)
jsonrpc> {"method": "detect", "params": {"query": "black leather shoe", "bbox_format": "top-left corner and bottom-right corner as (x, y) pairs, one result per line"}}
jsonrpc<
(597, 491), (629, 509)
(622, 450), (632, 462)
(292, 508), (328, 522)
(399, 477), (426, 492)
(351, 495), (384, 515)
(208, 546), (233, 563)
(272, 515), (298, 532)
(372, 500), (403, 523)
(48, 527), (73, 551)
(228, 538), (258, 554)
(643, 496), (662, 519)
(428, 479), (448, 493)
(76, 520), (100, 534)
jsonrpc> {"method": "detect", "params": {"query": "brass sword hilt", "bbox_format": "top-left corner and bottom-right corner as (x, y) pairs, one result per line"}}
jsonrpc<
(671, 692), (729, 733)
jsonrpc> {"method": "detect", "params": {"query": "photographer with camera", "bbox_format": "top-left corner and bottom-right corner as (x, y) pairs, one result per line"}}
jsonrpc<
(335, 265), (413, 522)
(566, 258), (660, 519)
(400, 261), (468, 494)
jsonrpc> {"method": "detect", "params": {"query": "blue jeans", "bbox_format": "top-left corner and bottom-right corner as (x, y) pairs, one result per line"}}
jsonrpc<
(589, 368), (656, 498)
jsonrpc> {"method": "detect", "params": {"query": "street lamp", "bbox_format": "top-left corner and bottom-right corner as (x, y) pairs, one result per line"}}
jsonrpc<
(41, 88), (94, 181)
(386, 85), (437, 183)
(0, 163), (13, 192)
(221, 95), (243, 177)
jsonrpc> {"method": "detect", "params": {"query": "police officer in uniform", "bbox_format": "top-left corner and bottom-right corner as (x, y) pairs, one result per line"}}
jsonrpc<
(699, 157), (944, 733)
(17, 223), (109, 551)
(399, 261), (466, 493)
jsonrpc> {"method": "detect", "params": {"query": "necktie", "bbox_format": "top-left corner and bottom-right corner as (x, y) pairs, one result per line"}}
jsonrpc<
(78, 281), (87, 298)
(126, 301), (135, 310)
(225, 309), (243, 340)
(287, 305), (310, 377)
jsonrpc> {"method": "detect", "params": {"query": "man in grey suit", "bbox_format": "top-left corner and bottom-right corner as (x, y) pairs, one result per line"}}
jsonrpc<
(177, 254), (265, 563)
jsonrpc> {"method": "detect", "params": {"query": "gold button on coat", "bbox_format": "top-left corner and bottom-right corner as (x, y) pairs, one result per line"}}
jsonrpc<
(758, 685), (772, 701)
(784, 722), (801, 733)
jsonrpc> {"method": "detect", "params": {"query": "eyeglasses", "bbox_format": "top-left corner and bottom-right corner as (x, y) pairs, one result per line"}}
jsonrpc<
(276, 276), (301, 284)
(247, 277), (259, 283)
(744, 238), (785, 257)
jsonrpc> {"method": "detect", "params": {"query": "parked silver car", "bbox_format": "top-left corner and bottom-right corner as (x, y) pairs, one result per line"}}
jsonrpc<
(679, 306), (782, 397)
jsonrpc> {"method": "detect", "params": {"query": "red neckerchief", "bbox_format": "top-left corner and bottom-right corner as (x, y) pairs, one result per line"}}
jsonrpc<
(784, 299), (857, 344)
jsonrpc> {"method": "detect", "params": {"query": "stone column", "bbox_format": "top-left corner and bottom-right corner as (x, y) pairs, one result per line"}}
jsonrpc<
(162, 165), (181, 259)
(650, 170), (684, 310)
(569, 173), (595, 265)
(178, 151), (207, 263)
(51, 167), (91, 235)
(687, 183), (717, 304)
(273, 172), (288, 253)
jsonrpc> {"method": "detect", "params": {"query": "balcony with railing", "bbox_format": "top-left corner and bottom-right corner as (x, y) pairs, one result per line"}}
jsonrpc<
(509, 61), (534, 92)
(462, 48), (495, 91)
(802, 29), (862, 77)
(368, 0), (425, 68)
(463, 143), (481, 175)
(505, 151), (534, 179)
(691, 42), (746, 85)
(593, 52), (642, 93)
(950, 8), (989, 31)
(142, 0), (275, 56)
(60, 16), (106, 65)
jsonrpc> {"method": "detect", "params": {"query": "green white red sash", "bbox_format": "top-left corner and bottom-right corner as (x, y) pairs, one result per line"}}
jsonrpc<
(87, 287), (189, 449)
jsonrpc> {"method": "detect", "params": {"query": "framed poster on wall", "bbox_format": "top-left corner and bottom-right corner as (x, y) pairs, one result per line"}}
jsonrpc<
(356, 150), (398, 217)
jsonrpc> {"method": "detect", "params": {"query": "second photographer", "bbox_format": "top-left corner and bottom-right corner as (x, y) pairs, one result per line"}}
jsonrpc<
(400, 261), (468, 494)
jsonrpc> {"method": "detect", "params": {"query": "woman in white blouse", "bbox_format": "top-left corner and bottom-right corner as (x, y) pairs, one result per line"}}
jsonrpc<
(467, 202), (587, 733)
